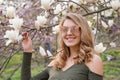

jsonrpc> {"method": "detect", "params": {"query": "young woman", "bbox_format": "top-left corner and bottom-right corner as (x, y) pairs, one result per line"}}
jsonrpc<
(21, 13), (103, 80)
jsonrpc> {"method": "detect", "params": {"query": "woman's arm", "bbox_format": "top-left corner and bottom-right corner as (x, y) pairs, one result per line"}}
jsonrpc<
(21, 52), (32, 80)
(21, 33), (49, 80)
(21, 52), (49, 80)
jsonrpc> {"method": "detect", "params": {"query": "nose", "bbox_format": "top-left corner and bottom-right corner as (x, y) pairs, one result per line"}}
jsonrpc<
(66, 29), (72, 35)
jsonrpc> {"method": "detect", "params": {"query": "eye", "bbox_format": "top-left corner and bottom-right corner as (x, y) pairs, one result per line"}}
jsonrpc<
(62, 28), (68, 32)
(60, 26), (68, 32)
(73, 27), (79, 30)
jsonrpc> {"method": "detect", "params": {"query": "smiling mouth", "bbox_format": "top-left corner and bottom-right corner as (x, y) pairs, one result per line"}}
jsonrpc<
(66, 37), (76, 41)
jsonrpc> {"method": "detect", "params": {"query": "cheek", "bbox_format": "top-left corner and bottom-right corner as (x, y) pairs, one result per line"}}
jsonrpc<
(61, 34), (65, 39)
(61, 34), (65, 41)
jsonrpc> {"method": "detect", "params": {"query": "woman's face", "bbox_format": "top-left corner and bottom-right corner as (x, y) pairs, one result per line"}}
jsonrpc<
(61, 19), (81, 47)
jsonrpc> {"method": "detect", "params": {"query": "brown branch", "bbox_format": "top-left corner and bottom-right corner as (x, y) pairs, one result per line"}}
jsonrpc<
(57, 0), (89, 13)
(0, 48), (20, 75)
(7, 64), (21, 80)
(83, 7), (112, 16)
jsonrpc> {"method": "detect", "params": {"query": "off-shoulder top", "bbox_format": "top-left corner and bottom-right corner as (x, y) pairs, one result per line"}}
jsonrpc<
(21, 52), (103, 80)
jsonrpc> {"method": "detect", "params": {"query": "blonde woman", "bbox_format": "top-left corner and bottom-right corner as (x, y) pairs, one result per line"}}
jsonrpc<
(21, 13), (103, 80)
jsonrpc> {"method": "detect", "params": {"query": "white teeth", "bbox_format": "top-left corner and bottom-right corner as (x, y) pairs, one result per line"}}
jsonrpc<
(67, 38), (74, 40)
(66, 36), (76, 40)
(67, 37), (75, 39)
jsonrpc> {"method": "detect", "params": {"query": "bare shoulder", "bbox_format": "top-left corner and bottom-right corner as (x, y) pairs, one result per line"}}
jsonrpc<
(48, 60), (55, 67)
(86, 54), (103, 75)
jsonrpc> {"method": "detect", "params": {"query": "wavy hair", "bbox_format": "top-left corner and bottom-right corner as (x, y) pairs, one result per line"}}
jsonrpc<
(53, 13), (95, 70)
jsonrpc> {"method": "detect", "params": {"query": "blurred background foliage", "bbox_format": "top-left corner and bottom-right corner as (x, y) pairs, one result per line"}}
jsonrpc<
(0, 0), (120, 80)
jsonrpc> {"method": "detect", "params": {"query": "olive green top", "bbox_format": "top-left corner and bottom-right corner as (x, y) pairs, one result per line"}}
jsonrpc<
(21, 52), (103, 80)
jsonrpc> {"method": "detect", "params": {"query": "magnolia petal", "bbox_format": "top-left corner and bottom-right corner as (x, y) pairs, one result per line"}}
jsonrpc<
(18, 35), (23, 41)
(6, 6), (16, 18)
(4, 30), (12, 38)
(108, 20), (114, 27)
(4, 30), (22, 45)
(35, 20), (40, 30)
(47, 50), (53, 57)
(87, 21), (92, 27)
(0, 0), (3, 4)
(92, 28), (97, 34)
(110, 42), (116, 48)
(52, 25), (59, 34)
(100, 47), (106, 53)
(54, 4), (62, 14)
(41, 0), (53, 10)
(101, 21), (108, 29)
(94, 42), (106, 53)
(106, 55), (114, 61)
(36, 16), (47, 27)
(6, 40), (12, 46)
(110, 0), (120, 10)
(39, 46), (47, 56)
(9, 17), (23, 30)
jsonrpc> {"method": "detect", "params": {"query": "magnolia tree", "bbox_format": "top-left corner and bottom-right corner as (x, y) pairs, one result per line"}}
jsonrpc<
(0, 0), (120, 79)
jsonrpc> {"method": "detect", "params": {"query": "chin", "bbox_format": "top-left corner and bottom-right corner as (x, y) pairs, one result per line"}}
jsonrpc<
(65, 43), (78, 47)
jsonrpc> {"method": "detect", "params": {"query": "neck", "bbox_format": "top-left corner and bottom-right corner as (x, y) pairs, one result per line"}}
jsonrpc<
(69, 45), (80, 58)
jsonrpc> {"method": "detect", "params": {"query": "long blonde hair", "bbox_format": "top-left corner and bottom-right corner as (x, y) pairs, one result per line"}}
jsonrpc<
(53, 13), (95, 70)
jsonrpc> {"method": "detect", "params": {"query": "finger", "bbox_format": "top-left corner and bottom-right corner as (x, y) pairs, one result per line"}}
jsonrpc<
(22, 32), (27, 37)
(22, 32), (29, 40)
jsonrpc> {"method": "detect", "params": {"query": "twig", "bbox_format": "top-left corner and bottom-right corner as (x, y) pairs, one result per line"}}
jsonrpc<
(83, 7), (112, 16)
(7, 64), (21, 80)
(57, 0), (89, 13)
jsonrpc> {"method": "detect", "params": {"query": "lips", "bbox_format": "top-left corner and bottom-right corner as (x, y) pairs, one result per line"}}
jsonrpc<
(65, 36), (76, 42)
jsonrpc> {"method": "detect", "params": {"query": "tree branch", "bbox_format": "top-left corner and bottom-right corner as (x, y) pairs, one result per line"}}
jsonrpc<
(83, 7), (112, 16)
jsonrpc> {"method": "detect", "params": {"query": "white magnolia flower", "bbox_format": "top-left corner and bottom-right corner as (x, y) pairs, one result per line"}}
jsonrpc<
(87, 21), (92, 27)
(62, 10), (67, 16)
(69, 0), (80, 9)
(35, 15), (47, 30)
(53, 17), (58, 22)
(110, 42), (116, 48)
(0, 0), (3, 4)
(9, 16), (23, 30)
(39, 46), (53, 57)
(6, 6), (16, 18)
(110, 0), (120, 10)
(54, 4), (62, 14)
(39, 46), (47, 56)
(47, 50), (53, 57)
(44, 11), (48, 17)
(108, 20), (114, 27)
(9, 1), (14, 5)
(52, 17), (58, 24)
(52, 25), (60, 34)
(41, 0), (54, 10)
(89, 6), (98, 11)
(101, 20), (108, 29)
(92, 28), (97, 35)
(4, 30), (22, 46)
(94, 42), (106, 53)
(106, 55), (114, 61)
(101, 10), (113, 17)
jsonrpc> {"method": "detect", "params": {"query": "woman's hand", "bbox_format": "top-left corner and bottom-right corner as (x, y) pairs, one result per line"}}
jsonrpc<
(22, 32), (33, 53)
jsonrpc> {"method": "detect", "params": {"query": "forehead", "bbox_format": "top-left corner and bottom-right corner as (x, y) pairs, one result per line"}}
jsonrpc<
(62, 19), (77, 27)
